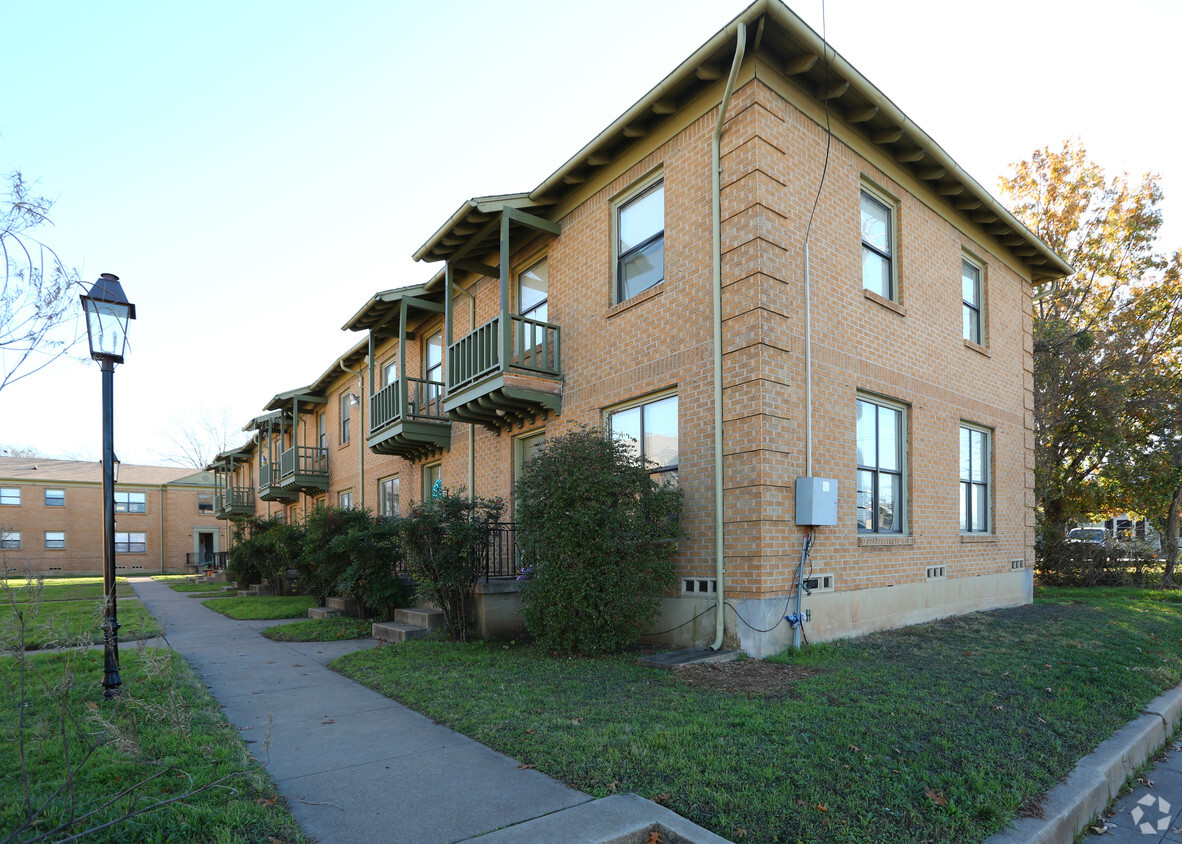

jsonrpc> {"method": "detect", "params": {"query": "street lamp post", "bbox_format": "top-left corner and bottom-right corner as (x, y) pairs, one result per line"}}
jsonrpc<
(80, 273), (136, 700)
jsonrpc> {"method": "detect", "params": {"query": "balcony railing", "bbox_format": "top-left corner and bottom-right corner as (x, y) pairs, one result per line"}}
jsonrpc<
(447, 314), (561, 394)
(259, 462), (276, 489)
(216, 485), (254, 509)
(370, 377), (448, 434)
(278, 446), (328, 482)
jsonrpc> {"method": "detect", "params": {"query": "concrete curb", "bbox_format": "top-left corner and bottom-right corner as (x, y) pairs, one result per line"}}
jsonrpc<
(984, 683), (1182, 844)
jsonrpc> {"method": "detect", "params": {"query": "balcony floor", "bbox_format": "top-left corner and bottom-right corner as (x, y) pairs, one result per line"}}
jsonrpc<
(444, 371), (562, 431)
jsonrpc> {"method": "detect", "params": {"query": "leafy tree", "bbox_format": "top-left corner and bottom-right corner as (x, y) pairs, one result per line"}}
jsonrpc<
(1, 172), (83, 392)
(227, 516), (303, 593)
(515, 427), (682, 654)
(298, 506), (409, 618)
(401, 489), (503, 641)
(1000, 140), (1182, 545)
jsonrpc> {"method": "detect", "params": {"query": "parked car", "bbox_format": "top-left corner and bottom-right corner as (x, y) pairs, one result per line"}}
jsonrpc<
(1066, 527), (1106, 545)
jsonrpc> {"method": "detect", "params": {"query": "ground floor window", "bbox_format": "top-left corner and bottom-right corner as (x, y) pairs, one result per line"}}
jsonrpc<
(607, 393), (679, 486)
(115, 532), (146, 553)
(379, 475), (399, 517)
(338, 490), (354, 510)
(1, 531), (20, 549)
(423, 463), (441, 499)
(960, 424), (991, 533)
(856, 394), (905, 533)
(44, 531), (65, 549)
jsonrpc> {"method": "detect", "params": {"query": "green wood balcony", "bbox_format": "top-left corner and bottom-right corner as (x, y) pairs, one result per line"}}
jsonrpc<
(277, 446), (329, 494)
(214, 486), (255, 520)
(258, 462), (299, 503)
(368, 376), (451, 461)
(444, 314), (562, 430)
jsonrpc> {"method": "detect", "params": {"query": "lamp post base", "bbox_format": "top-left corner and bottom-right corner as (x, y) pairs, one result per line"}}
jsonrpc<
(101, 615), (121, 699)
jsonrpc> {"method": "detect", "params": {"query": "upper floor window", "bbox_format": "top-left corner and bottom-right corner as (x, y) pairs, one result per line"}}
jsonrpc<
(1, 488), (20, 506)
(379, 475), (399, 517)
(518, 257), (548, 323)
(45, 488), (65, 506)
(114, 491), (146, 514)
(340, 393), (352, 444)
(44, 531), (65, 549)
(425, 330), (443, 411)
(861, 188), (896, 300)
(616, 180), (665, 302)
(856, 395), (905, 534)
(960, 424), (991, 533)
(318, 413), (327, 450)
(608, 393), (679, 486)
(382, 357), (398, 387)
(0, 531), (20, 549)
(962, 257), (983, 345)
(197, 493), (214, 514)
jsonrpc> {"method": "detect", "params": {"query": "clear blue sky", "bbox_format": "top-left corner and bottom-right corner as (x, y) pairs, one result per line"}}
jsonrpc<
(2, 0), (1178, 465)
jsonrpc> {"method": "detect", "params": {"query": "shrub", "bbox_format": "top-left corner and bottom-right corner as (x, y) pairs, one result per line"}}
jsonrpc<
(401, 489), (504, 641)
(515, 426), (682, 654)
(1036, 540), (1164, 587)
(227, 517), (302, 593)
(329, 514), (411, 620)
(298, 508), (375, 606)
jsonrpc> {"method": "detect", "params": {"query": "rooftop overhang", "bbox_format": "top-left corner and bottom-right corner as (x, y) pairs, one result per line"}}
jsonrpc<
(303, 337), (370, 397)
(263, 385), (325, 414)
(411, 0), (1072, 283)
(341, 280), (441, 337)
(205, 442), (256, 472)
(242, 409), (289, 432)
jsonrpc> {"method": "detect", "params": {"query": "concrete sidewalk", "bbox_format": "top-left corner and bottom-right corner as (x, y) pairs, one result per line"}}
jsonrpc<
(129, 577), (592, 843)
(1086, 734), (1182, 842)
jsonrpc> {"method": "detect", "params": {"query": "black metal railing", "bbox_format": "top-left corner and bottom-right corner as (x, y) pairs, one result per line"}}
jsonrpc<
(185, 551), (228, 570)
(479, 521), (519, 580)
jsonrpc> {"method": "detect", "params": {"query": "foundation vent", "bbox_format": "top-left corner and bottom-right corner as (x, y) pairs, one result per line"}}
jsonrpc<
(682, 577), (718, 595)
(1010, 558), (1025, 570)
(803, 573), (835, 592)
(925, 565), (947, 580)
(48, 566), (61, 571)
(131, 565), (144, 570)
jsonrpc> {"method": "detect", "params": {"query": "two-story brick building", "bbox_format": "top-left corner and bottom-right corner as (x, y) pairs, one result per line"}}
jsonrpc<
(0, 457), (221, 576)
(208, 0), (1071, 656)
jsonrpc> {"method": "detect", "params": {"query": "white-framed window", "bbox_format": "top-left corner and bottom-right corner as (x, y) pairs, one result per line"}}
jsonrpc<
(0, 488), (20, 506)
(44, 488), (65, 507)
(318, 413), (327, 450)
(856, 395), (906, 534)
(44, 531), (65, 549)
(424, 329), (443, 413)
(962, 255), (984, 344)
(615, 178), (665, 302)
(607, 393), (679, 486)
(423, 463), (441, 499)
(382, 357), (399, 387)
(338, 490), (354, 510)
(0, 531), (20, 549)
(114, 491), (146, 514)
(197, 493), (213, 514)
(860, 185), (897, 300)
(960, 424), (991, 533)
(378, 475), (400, 517)
(340, 392), (353, 444)
(518, 257), (548, 323)
(115, 531), (146, 553)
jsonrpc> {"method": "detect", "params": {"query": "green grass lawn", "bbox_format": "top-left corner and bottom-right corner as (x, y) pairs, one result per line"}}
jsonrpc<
(1, 598), (162, 650)
(0, 648), (307, 843)
(202, 595), (317, 620)
(262, 617), (373, 642)
(2, 576), (135, 603)
(332, 587), (1182, 844)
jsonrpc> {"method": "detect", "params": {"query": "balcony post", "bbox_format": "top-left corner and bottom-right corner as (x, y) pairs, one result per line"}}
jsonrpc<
(444, 261), (453, 390)
(499, 209), (511, 373)
(367, 331), (375, 432)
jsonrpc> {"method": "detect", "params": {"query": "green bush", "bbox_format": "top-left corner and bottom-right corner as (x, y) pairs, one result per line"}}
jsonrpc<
(401, 489), (504, 641)
(515, 426), (682, 654)
(1036, 539), (1164, 587)
(227, 517), (302, 593)
(297, 508), (410, 618)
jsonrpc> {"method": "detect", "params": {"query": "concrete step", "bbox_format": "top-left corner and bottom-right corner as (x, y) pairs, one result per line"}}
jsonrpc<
(394, 607), (446, 629)
(237, 590), (256, 598)
(250, 583), (274, 597)
(372, 621), (432, 644)
(222, 585), (237, 592)
(308, 606), (342, 619)
(326, 596), (362, 617)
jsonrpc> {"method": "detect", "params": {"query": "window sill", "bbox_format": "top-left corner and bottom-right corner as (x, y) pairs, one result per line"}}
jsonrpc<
(863, 288), (907, 317)
(857, 534), (915, 547)
(608, 281), (664, 317)
(959, 533), (997, 543)
(963, 339), (991, 357)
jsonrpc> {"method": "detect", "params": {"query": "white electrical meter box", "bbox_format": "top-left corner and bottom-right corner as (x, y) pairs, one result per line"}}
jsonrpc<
(795, 477), (838, 526)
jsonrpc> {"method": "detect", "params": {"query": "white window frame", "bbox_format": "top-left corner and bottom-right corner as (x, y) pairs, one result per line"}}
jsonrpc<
(856, 393), (907, 534)
(860, 182), (898, 302)
(613, 171), (665, 304)
(960, 423), (992, 534)
(340, 392), (352, 444)
(0, 488), (20, 506)
(338, 489), (354, 510)
(44, 488), (65, 507)
(197, 493), (214, 514)
(44, 531), (66, 549)
(114, 491), (147, 514)
(962, 253), (985, 345)
(0, 530), (20, 549)
(115, 531), (146, 553)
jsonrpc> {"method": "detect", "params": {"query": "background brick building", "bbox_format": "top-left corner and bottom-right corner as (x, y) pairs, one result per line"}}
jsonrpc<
(0, 457), (221, 576)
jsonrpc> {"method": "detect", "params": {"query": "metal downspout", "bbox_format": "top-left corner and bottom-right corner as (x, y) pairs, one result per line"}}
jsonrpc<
(711, 22), (746, 651)
(341, 360), (365, 508)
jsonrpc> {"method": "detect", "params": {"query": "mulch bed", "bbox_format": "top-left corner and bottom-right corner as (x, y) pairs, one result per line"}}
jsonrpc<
(673, 659), (820, 696)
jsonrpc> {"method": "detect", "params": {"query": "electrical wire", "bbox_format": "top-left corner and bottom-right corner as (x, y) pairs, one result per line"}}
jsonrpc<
(642, 603), (716, 637)
(802, 0), (832, 246)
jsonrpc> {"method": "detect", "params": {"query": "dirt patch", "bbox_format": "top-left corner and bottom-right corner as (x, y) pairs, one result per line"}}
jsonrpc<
(673, 660), (819, 696)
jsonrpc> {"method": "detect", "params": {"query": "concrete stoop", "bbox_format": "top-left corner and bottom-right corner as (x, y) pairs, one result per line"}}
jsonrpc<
(308, 606), (341, 619)
(237, 583), (274, 598)
(326, 596), (362, 617)
(466, 793), (733, 843)
(372, 607), (446, 644)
